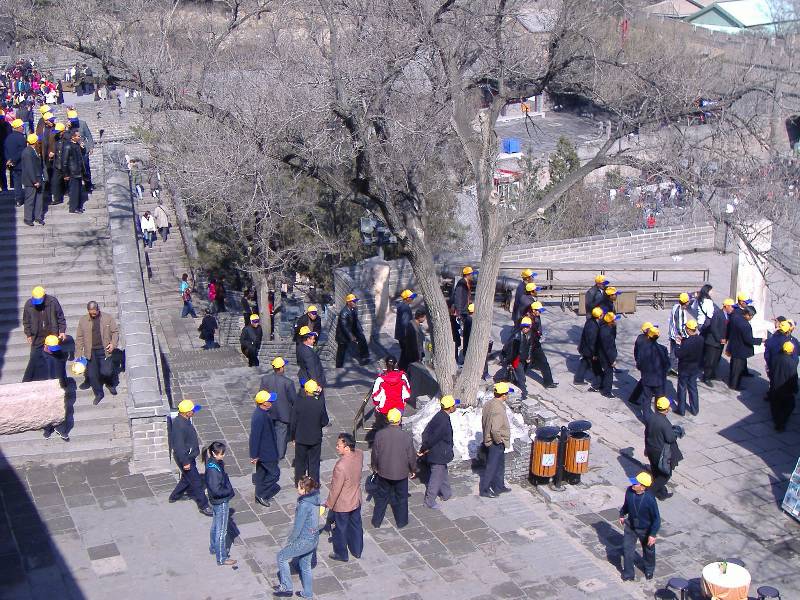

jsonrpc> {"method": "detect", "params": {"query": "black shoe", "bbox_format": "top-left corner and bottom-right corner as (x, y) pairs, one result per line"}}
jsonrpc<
(93, 393), (104, 405)
(69, 210), (78, 213)
(24, 221), (34, 226)
(43, 428), (52, 439)
(328, 553), (348, 563)
(494, 486), (512, 494)
(36, 219), (44, 225)
(601, 392), (616, 399)
(168, 494), (189, 504)
(668, 369), (678, 376)
(621, 575), (634, 582)
(545, 382), (559, 389)
(107, 386), (118, 395)
(272, 591), (292, 598)
(657, 491), (674, 500)
(645, 573), (654, 580)
(79, 381), (91, 390)
(58, 431), (70, 442)
(701, 379), (714, 387)
(255, 496), (271, 507)
(573, 380), (588, 385)
(199, 506), (213, 517)
(588, 386), (601, 393)
(479, 491), (497, 498)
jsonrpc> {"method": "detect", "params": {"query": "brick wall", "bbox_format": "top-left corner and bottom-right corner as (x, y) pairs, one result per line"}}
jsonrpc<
(130, 417), (171, 475)
(502, 224), (716, 263)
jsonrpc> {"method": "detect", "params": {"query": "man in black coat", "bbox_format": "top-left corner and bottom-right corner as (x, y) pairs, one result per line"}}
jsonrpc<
(400, 309), (426, 371)
(574, 307), (603, 385)
(240, 314), (263, 367)
(22, 287), (67, 383)
(335, 293), (370, 368)
(769, 341), (799, 432)
(249, 391), (281, 506)
(701, 299), (733, 385)
(591, 312), (618, 397)
(585, 275), (608, 319)
(0, 113), (8, 192)
(636, 327), (670, 420)
(168, 400), (212, 515)
(20, 132), (43, 226)
(675, 319), (704, 416)
(394, 290), (416, 342)
(619, 471), (661, 582)
(291, 380), (329, 483)
(764, 318), (799, 378)
(628, 322), (654, 404)
(296, 327), (326, 388)
(513, 282), (538, 326)
(451, 267), (473, 318)
(259, 356), (297, 459)
(49, 123), (68, 205)
(644, 397), (679, 500)
(4, 118), (25, 205)
(726, 306), (762, 391)
(293, 305), (321, 342)
(63, 129), (87, 213)
(419, 395), (457, 509)
(512, 269), (536, 323)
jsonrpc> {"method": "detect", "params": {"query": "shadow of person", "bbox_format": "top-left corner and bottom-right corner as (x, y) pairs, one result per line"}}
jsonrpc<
(591, 520), (624, 572)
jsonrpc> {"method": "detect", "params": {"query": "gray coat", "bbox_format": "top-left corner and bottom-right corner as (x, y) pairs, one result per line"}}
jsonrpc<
(371, 425), (416, 480)
(259, 371), (297, 424)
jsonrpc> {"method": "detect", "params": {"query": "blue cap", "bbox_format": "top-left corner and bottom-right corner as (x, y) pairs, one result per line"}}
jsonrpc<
(31, 297), (44, 305)
(46, 344), (61, 351)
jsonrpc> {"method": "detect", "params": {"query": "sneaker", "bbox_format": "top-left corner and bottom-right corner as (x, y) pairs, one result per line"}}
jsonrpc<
(58, 431), (70, 442)
(494, 486), (512, 494)
(479, 491), (497, 498)
(199, 506), (213, 517)
(218, 558), (237, 566)
(107, 386), (118, 395)
(544, 382), (559, 389)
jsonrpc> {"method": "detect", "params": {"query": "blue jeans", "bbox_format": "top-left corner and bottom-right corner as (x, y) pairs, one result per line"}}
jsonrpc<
(277, 536), (317, 597)
(181, 300), (197, 318)
(210, 501), (230, 564)
(331, 506), (363, 560)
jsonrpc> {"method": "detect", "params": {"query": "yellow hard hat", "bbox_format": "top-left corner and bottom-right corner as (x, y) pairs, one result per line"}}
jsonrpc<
(736, 292), (748, 302)
(32, 286), (46, 299)
(298, 325), (317, 337)
(521, 268), (533, 278)
(462, 266), (474, 276)
(783, 341), (795, 354)
(493, 382), (510, 395)
(304, 380), (320, 395)
(249, 313), (260, 322)
(67, 109), (78, 119)
(685, 319), (698, 330)
(271, 357), (286, 369)
(11, 118), (23, 128)
(641, 321), (653, 332)
(71, 361), (86, 375)
(345, 293), (358, 303)
(54, 122), (65, 132)
(387, 408), (402, 423)
(26, 133), (38, 144)
(778, 320), (792, 334)
(525, 282), (537, 293)
(255, 390), (276, 404)
(591, 307), (604, 319)
(722, 298), (735, 307)
(520, 317), (532, 327)
(647, 327), (661, 338)
(43, 112), (54, 121)
(679, 292), (690, 304)
(655, 396), (670, 411)
(530, 301), (544, 311)
(177, 399), (196, 413)
(467, 303), (475, 314)
(634, 472), (653, 487)
(594, 274), (608, 284)
(44, 335), (60, 348)
(400, 289), (416, 300)
(306, 305), (318, 314)
(605, 286), (618, 296)
(603, 311), (618, 323)
(38, 104), (50, 114)
(440, 395), (458, 409)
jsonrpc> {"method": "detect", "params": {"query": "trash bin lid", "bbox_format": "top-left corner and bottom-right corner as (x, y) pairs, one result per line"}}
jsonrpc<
(535, 426), (560, 440)
(568, 420), (592, 433)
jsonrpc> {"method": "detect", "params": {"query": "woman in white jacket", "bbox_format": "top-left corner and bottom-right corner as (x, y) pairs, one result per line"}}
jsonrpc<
(693, 284), (715, 329)
(140, 211), (157, 249)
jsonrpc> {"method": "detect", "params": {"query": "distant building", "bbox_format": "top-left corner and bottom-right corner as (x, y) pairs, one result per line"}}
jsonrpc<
(643, 0), (709, 19)
(684, 0), (799, 33)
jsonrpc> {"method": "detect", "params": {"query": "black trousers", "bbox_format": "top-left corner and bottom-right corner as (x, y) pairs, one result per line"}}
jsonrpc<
(294, 442), (321, 483)
(770, 384), (797, 430)
(331, 506), (364, 559)
(371, 476), (409, 528)
(479, 442), (506, 494)
(254, 460), (281, 500)
(677, 370), (699, 415)
(639, 383), (664, 420)
(169, 460), (209, 509)
(729, 357), (748, 390)
(622, 525), (656, 578)
(598, 361), (613, 394)
(702, 343), (723, 381)
(12, 167), (23, 203)
(629, 379), (643, 404)
(50, 170), (66, 204)
(335, 334), (369, 368)
(22, 346), (47, 382)
(67, 176), (87, 212)
(529, 347), (554, 385)
(244, 348), (259, 367)
(574, 356), (595, 384)
(646, 451), (671, 499)
(87, 348), (118, 395)
(23, 185), (43, 223)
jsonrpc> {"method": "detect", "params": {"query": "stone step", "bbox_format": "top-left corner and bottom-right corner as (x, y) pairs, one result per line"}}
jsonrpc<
(11, 271), (114, 287)
(0, 288), (116, 305)
(0, 437), (132, 468)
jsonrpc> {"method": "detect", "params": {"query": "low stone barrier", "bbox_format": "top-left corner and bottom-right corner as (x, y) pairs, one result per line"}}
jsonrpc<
(0, 380), (64, 435)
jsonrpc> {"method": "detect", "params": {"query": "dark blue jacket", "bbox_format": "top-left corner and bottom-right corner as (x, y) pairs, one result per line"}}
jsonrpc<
(451, 277), (470, 316)
(637, 339), (669, 386)
(420, 410), (454, 465)
(205, 459), (235, 505)
(395, 302), (413, 341)
(296, 342), (326, 386)
(703, 305), (728, 347)
(578, 319), (600, 358)
(3, 130), (25, 164)
(249, 407), (279, 462)
(598, 323), (617, 366)
(259, 372), (297, 424)
(764, 332), (799, 372)
(171, 415), (200, 466)
(726, 316), (762, 359)
(620, 487), (660, 536)
(585, 286), (604, 315)
(288, 491), (322, 543)
(675, 334), (704, 374)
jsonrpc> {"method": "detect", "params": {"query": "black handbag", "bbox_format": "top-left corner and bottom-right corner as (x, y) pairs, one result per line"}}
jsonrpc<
(99, 355), (115, 377)
(364, 473), (379, 497)
(657, 444), (672, 476)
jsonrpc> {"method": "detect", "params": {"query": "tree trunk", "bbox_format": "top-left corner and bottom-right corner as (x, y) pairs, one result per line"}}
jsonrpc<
(254, 271), (271, 338)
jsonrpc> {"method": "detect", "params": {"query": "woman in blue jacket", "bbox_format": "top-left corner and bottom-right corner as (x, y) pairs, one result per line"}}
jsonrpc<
(204, 441), (237, 567)
(273, 476), (323, 598)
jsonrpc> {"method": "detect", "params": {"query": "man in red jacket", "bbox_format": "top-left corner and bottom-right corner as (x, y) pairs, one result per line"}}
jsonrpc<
(371, 356), (411, 433)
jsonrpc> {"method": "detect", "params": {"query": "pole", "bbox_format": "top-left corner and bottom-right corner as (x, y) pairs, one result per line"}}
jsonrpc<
(551, 425), (568, 492)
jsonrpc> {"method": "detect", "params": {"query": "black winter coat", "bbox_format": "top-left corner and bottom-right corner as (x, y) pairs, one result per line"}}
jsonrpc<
(20, 146), (42, 187)
(62, 141), (85, 178)
(205, 459), (235, 505)
(420, 410), (454, 465)
(291, 394), (329, 445)
(336, 306), (364, 344)
(597, 324), (617, 366)
(451, 277), (470, 315)
(3, 130), (25, 164)
(22, 295), (67, 346)
(394, 302), (413, 341)
(296, 342), (326, 386)
(770, 352), (799, 393)
(644, 412), (677, 455)
(675, 335), (704, 374)
(171, 415), (200, 466)
(249, 407), (279, 462)
(240, 324), (263, 354)
(294, 313), (322, 341)
(703, 305), (728, 347)
(637, 339), (670, 386)
(726, 316), (762, 359)
(585, 286), (604, 315)
(259, 372), (297, 424)
(578, 319), (600, 358)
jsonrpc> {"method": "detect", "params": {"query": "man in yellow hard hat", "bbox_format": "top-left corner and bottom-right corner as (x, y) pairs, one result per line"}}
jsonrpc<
(22, 286), (67, 383)
(399, 308), (427, 371)
(675, 319), (703, 416)
(619, 471), (660, 581)
(512, 269), (537, 323)
(4, 117), (26, 204)
(585, 274), (608, 319)
(627, 322), (653, 404)
(250, 390), (281, 506)
(419, 395), (459, 509)
(574, 307), (604, 386)
(296, 325), (326, 395)
(668, 292), (692, 375)
(370, 407), (417, 528)
(635, 327), (670, 420)
(291, 380), (329, 484)
(769, 341), (799, 432)
(259, 357), (297, 458)
(48, 121), (68, 205)
(701, 298), (734, 386)
(394, 290), (417, 343)
(20, 132), (44, 225)
(168, 399), (212, 516)
(294, 305), (321, 342)
(335, 293), (370, 368)
(480, 383), (513, 498)
(63, 128), (88, 213)
(644, 396), (679, 500)
(590, 311), (618, 397)
(240, 314), (263, 367)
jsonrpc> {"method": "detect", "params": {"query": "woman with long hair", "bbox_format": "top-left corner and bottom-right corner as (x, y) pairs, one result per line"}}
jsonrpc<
(693, 283), (715, 328)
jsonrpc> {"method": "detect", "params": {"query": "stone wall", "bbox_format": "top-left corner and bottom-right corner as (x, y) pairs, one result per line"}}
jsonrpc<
(105, 144), (171, 474)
